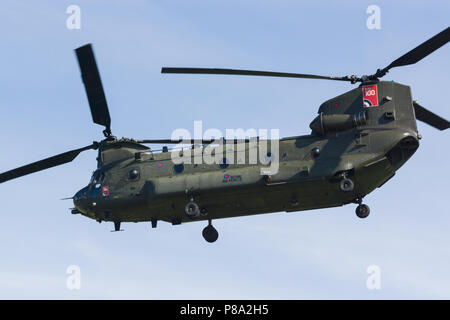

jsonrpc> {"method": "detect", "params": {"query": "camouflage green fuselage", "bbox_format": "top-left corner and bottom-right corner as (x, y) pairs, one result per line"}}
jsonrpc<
(73, 81), (420, 224)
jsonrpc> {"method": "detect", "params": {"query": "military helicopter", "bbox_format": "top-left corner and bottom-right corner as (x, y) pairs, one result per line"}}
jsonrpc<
(0, 28), (449, 243)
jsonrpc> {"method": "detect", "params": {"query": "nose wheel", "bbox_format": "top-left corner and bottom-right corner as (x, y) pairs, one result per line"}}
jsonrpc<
(202, 220), (219, 243)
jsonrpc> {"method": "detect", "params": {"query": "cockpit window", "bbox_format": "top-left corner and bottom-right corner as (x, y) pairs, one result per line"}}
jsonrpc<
(90, 170), (105, 185)
(89, 174), (96, 185)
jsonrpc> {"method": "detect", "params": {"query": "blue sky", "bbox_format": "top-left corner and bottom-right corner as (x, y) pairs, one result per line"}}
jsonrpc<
(0, 0), (449, 299)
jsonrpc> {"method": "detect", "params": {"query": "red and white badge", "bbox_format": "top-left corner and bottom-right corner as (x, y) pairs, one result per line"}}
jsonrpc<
(102, 186), (109, 197)
(362, 84), (379, 107)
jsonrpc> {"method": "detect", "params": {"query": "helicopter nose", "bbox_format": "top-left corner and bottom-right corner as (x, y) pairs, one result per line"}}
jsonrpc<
(73, 186), (89, 213)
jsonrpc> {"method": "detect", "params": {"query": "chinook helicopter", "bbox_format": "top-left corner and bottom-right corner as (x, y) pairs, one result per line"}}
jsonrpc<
(0, 28), (449, 243)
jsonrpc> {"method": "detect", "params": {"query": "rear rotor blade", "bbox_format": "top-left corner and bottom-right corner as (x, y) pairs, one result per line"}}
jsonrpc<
(377, 27), (450, 77)
(413, 101), (450, 130)
(0, 144), (98, 184)
(75, 44), (112, 136)
(162, 67), (354, 82)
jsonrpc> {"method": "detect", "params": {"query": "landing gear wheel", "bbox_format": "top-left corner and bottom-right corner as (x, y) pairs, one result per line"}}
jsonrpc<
(356, 204), (370, 218)
(340, 178), (354, 192)
(202, 221), (219, 243)
(185, 201), (200, 219)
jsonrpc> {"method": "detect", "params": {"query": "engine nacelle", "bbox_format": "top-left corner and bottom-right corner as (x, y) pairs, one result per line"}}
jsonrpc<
(309, 111), (367, 135)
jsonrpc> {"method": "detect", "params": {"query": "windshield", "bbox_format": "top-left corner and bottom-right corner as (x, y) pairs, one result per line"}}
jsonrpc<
(89, 170), (105, 188)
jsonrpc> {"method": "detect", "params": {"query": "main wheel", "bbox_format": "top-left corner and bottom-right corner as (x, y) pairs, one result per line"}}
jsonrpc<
(356, 204), (370, 218)
(185, 201), (200, 219)
(202, 225), (219, 243)
(340, 178), (354, 192)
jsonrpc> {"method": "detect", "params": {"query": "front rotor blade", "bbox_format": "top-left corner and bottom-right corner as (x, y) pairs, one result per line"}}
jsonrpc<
(0, 144), (97, 184)
(383, 27), (450, 73)
(162, 67), (353, 82)
(413, 101), (450, 130)
(75, 44), (111, 135)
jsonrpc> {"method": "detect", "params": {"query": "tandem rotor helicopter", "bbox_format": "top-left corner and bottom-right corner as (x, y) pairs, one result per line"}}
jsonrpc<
(1, 27), (449, 243)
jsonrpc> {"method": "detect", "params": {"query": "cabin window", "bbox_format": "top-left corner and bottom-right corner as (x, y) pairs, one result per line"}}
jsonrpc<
(128, 169), (139, 181)
(173, 163), (184, 174)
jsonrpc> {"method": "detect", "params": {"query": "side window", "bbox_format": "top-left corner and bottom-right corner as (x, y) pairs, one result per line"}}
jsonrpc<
(128, 168), (140, 181)
(173, 163), (184, 174)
